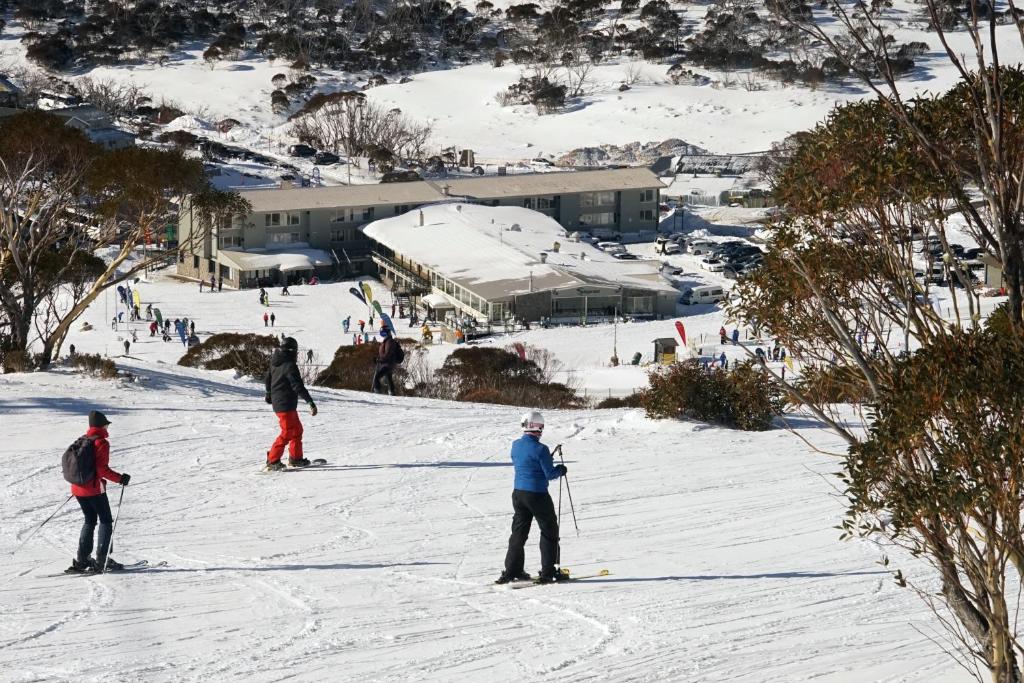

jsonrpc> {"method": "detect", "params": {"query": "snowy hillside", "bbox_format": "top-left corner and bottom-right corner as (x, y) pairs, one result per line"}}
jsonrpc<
(2, 363), (962, 682)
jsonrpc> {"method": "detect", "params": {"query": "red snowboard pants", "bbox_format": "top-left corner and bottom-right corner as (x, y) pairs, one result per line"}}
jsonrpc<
(267, 410), (303, 462)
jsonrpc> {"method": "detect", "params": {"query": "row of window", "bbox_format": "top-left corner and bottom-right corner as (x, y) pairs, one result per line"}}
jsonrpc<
(264, 212), (301, 227)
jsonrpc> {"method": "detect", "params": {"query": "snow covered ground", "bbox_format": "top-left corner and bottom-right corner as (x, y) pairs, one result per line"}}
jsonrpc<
(2, 363), (963, 682)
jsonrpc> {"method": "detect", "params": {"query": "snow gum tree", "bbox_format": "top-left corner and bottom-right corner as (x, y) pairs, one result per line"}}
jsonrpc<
(734, 53), (1024, 683)
(0, 111), (247, 369)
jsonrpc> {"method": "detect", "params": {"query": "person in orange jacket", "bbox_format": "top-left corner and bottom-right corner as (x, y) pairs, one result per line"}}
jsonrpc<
(68, 411), (130, 573)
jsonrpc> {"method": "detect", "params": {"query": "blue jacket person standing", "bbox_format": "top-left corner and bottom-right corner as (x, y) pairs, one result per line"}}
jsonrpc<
(496, 411), (567, 584)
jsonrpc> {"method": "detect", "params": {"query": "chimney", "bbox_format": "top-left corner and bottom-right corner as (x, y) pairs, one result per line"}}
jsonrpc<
(418, 210), (424, 226)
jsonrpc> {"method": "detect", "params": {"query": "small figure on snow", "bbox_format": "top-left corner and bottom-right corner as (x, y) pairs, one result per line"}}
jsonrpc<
(719, 351), (728, 369)
(270, 312), (276, 327)
(65, 411), (130, 574)
(731, 328), (740, 345)
(358, 319), (365, 333)
(343, 316), (351, 334)
(263, 312), (269, 327)
(495, 411), (567, 585)
(719, 326), (728, 345)
(123, 340), (130, 355)
(264, 337), (317, 471)
(199, 279), (205, 293)
(217, 276), (223, 292)
(371, 327), (403, 396)
(281, 284), (290, 296)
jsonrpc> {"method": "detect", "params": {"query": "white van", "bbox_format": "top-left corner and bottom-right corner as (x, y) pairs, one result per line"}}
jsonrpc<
(680, 285), (727, 305)
(597, 241), (626, 254)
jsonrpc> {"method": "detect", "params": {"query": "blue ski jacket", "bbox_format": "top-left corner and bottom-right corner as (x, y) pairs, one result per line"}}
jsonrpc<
(511, 434), (562, 493)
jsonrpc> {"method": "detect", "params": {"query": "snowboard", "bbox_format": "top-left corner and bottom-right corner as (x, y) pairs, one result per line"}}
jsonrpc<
(506, 568), (611, 589)
(257, 458), (328, 474)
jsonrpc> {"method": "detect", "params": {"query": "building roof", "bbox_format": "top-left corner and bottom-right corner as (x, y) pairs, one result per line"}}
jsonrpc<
(237, 182), (446, 213)
(218, 246), (333, 273)
(429, 167), (664, 200)
(50, 105), (113, 129)
(362, 203), (675, 302)
(233, 167), (664, 214)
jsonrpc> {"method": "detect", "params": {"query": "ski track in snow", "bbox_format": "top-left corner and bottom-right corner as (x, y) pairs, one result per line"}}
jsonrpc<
(2, 359), (965, 681)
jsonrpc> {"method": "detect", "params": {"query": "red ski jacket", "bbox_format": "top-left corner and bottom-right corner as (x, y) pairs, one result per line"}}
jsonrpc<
(70, 426), (122, 497)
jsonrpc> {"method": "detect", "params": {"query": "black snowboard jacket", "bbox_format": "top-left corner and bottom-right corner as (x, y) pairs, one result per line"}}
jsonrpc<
(265, 349), (313, 413)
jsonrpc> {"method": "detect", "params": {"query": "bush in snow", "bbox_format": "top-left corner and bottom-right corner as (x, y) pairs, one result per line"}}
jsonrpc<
(428, 347), (582, 409)
(70, 353), (118, 380)
(499, 76), (566, 114)
(315, 340), (413, 393)
(595, 392), (643, 409)
(640, 360), (782, 431)
(270, 89), (290, 114)
(178, 333), (279, 379)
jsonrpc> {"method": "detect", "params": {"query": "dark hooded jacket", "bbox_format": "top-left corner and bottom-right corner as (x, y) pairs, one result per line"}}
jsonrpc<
(265, 348), (313, 413)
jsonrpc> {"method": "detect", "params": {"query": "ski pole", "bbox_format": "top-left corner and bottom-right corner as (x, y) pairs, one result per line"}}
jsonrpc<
(102, 485), (126, 573)
(553, 446), (579, 536)
(557, 472), (563, 566)
(12, 494), (73, 555)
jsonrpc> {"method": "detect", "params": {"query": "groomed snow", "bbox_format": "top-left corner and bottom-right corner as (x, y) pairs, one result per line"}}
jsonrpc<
(2, 364), (963, 682)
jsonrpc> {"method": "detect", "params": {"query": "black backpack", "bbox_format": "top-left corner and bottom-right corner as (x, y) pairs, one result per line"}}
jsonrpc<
(62, 436), (97, 485)
(394, 342), (405, 365)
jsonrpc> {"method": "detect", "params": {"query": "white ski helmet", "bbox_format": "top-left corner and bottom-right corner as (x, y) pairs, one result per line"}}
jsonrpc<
(521, 410), (545, 433)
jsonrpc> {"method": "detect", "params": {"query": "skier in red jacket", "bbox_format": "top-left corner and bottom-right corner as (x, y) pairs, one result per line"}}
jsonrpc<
(67, 411), (131, 573)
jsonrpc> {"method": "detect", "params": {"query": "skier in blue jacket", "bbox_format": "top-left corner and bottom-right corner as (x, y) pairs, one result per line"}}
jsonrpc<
(496, 410), (567, 584)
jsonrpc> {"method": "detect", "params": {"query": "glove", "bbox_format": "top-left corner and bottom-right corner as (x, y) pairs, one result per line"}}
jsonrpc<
(265, 394), (272, 404)
(556, 464), (567, 477)
(309, 403), (318, 417)
(120, 473), (131, 486)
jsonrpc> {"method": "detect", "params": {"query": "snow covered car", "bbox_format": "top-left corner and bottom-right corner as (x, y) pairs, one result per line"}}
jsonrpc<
(597, 241), (627, 254)
(313, 151), (340, 165)
(688, 241), (717, 256)
(288, 144), (316, 157)
(612, 252), (640, 260)
(700, 257), (725, 272)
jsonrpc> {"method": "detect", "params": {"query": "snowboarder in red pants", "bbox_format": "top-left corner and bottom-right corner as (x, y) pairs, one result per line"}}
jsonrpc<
(264, 337), (317, 470)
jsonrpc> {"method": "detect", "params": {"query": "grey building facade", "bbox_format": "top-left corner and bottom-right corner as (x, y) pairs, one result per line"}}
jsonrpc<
(176, 168), (664, 288)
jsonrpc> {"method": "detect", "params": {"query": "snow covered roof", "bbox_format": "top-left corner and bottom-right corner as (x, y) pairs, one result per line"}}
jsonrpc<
(432, 167), (664, 199)
(218, 247), (333, 273)
(362, 204), (675, 300)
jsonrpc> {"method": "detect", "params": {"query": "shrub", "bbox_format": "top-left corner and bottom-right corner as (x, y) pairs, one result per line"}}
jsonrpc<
(2, 349), (35, 373)
(432, 346), (583, 408)
(791, 364), (872, 406)
(595, 392), (643, 409)
(500, 76), (566, 113)
(640, 360), (782, 431)
(178, 333), (278, 378)
(70, 352), (118, 379)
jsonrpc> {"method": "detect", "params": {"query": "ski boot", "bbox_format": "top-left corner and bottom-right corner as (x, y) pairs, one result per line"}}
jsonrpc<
(287, 457), (311, 468)
(534, 570), (570, 584)
(94, 557), (124, 573)
(265, 460), (286, 472)
(494, 571), (532, 585)
(65, 558), (95, 574)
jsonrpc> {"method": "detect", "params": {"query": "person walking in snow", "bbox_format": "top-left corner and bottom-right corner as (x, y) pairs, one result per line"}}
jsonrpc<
(731, 328), (740, 345)
(342, 316), (351, 334)
(145, 304), (152, 321)
(200, 279), (205, 293)
(217, 276), (223, 292)
(263, 312), (269, 327)
(264, 337), (317, 470)
(358, 320), (365, 334)
(719, 326), (727, 345)
(496, 411), (567, 585)
(189, 320), (195, 336)
(755, 347), (766, 364)
(371, 327), (402, 395)
(123, 340), (130, 355)
(270, 312), (276, 327)
(209, 275), (216, 292)
(281, 284), (290, 296)
(66, 411), (131, 573)
(719, 351), (727, 369)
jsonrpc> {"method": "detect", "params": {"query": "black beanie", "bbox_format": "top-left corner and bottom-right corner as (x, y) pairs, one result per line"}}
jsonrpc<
(88, 410), (111, 428)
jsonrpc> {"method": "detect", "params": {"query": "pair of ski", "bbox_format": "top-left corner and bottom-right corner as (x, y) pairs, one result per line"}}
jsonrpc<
(257, 458), (328, 474)
(504, 568), (610, 589)
(60, 560), (166, 577)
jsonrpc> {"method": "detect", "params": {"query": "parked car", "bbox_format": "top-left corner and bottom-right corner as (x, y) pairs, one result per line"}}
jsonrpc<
(700, 257), (725, 272)
(680, 285), (727, 305)
(288, 144), (316, 157)
(597, 241), (627, 254)
(688, 241), (717, 256)
(612, 252), (640, 260)
(963, 247), (983, 259)
(314, 151), (340, 165)
(662, 242), (682, 255)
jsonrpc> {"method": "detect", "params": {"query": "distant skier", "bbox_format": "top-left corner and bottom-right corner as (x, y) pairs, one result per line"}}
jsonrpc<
(145, 304), (153, 321)
(68, 344), (76, 358)
(209, 275), (215, 292)
(306, 349), (314, 363)
(263, 312), (269, 327)
(264, 337), (317, 470)
(495, 411), (567, 585)
(720, 351), (728, 369)
(343, 316), (351, 333)
(189, 320), (195, 336)
(719, 326), (727, 345)
(65, 410), (130, 573)
(755, 347), (766, 364)
(199, 279), (205, 293)
(123, 340), (130, 355)
(270, 312), (276, 327)
(731, 328), (740, 345)
(358, 319), (365, 333)
(371, 327), (403, 395)
(281, 284), (290, 296)
(217, 276), (223, 292)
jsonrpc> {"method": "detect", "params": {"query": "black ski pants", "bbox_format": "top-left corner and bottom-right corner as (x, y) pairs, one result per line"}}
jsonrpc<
(76, 493), (113, 564)
(372, 364), (396, 395)
(504, 489), (560, 577)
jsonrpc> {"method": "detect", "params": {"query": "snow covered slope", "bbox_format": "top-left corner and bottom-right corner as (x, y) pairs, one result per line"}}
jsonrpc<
(2, 364), (960, 682)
